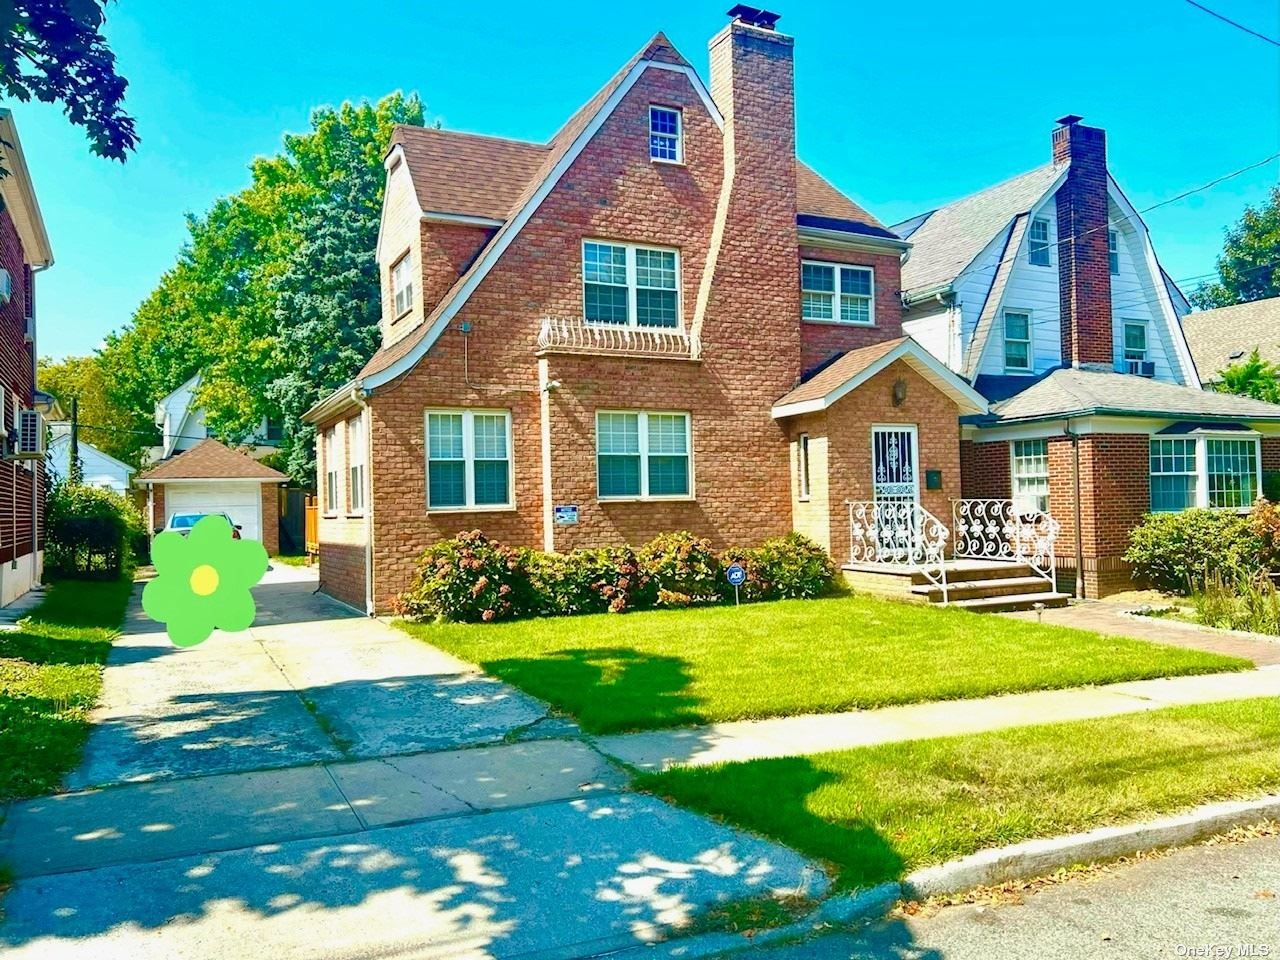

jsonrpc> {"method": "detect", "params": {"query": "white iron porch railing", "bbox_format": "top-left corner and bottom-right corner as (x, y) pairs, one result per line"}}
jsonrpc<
(536, 316), (701, 360)
(847, 500), (950, 603)
(951, 498), (1060, 591)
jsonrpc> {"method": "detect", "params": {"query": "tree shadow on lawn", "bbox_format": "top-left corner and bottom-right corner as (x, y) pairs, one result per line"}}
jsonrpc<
(480, 646), (700, 734)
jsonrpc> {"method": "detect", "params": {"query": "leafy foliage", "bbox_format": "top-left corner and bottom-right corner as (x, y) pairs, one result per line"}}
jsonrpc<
(396, 530), (837, 623)
(98, 93), (424, 483)
(46, 480), (144, 578)
(37, 354), (152, 467)
(1124, 508), (1263, 594)
(1192, 569), (1280, 635)
(1213, 348), (1280, 403)
(1192, 186), (1280, 310)
(0, 1), (137, 162)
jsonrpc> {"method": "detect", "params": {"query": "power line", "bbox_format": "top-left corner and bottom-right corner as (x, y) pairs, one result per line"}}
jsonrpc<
(1185, 0), (1280, 46)
(902, 151), (1280, 300)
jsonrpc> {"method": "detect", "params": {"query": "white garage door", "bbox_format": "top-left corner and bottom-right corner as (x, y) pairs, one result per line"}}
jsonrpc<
(165, 482), (263, 542)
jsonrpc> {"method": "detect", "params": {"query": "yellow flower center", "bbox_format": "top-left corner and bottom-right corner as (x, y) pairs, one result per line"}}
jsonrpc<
(189, 564), (220, 597)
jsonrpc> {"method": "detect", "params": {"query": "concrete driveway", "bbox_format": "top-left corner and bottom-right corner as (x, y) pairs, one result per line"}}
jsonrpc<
(0, 565), (826, 959)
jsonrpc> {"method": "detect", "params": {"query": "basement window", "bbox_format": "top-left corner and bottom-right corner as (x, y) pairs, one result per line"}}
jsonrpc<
(649, 106), (682, 163)
(1029, 218), (1051, 266)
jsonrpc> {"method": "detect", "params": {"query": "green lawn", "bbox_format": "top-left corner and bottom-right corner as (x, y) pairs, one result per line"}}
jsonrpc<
(272, 553), (312, 568)
(0, 578), (133, 801)
(638, 698), (1280, 890)
(397, 594), (1248, 734)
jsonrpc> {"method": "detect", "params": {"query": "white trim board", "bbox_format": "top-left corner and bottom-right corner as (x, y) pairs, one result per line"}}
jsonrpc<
(362, 59), (722, 393)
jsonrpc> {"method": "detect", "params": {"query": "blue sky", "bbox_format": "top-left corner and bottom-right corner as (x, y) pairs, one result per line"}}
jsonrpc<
(20, 0), (1280, 360)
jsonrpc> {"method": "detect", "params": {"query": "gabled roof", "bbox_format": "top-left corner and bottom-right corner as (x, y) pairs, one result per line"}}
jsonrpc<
(0, 109), (53, 268)
(348, 31), (890, 397)
(894, 163), (1066, 299)
(772, 337), (988, 418)
(135, 439), (287, 483)
(982, 367), (1280, 425)
(49, 426), (135, 476)
(1181, 296), (1280, 380)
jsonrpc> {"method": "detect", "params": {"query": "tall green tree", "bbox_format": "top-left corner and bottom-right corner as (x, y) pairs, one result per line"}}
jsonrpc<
(1214, 348), (1280, 404)
(101, 92), (424, 473)
(1192, 186), (1280, 310)
(38, 353), (151, 466)
(0, 1), (137, 161)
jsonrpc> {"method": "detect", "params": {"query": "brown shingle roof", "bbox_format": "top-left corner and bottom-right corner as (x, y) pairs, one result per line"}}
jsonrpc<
(796, 162), (882, 228)
(774, 338), (906, 407)
(136, 439), (288, 483)
(394, 127), (548, 220)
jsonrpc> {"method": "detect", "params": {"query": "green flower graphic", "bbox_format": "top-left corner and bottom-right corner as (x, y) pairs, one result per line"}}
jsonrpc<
(142, 515), (269, 647)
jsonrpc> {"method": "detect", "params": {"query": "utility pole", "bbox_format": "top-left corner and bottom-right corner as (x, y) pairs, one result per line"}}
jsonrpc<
(68, 397), (82, 485)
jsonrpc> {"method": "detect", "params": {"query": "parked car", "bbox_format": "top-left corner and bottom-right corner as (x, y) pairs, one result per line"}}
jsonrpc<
(163, 512), (243, 539)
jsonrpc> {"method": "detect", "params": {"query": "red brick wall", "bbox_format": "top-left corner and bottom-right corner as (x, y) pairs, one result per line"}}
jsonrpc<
(798, 245), (903, 373)
(959, 438), (1010, 499)
(318, 541), (366, 610)
(1053, 122), (1113, 366)
(0, 209), (40, 567)
(261, 485), (280, 556)
(1263, 437), (1280, 474)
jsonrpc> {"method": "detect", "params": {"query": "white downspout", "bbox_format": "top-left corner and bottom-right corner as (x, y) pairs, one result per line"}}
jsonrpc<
(351, 388), (374, 616)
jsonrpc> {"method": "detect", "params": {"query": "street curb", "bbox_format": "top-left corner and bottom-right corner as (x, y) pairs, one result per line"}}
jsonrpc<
(585, 794), (1280, 959)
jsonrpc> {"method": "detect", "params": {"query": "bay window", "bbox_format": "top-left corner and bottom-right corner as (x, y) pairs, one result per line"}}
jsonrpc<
(1206, 437), (1258, 508)
(583, 240), (679, 328)
(1149, 434), (1260, 512)
(801, 261), (875, 325)
(425, 409), (513, 510)
(1149, 438), (1197, 512)
(597, 411), (691, 499)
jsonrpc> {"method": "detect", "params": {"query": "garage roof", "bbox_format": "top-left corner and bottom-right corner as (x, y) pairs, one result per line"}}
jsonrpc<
(136, 439), (288, 483)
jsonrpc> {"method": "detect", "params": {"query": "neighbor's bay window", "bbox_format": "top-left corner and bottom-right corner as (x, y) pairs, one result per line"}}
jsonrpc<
(597, 411), (691, 499)
(1011, 439), (1050, 513)
(801, 261), (874, 325)
(425, 409), (513, 510)
(1149, 434), (1260, 512)
(583, 240), (679, 328)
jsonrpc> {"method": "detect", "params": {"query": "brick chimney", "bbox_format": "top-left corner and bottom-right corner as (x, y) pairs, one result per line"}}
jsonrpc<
(1053, 116), (1113, 368)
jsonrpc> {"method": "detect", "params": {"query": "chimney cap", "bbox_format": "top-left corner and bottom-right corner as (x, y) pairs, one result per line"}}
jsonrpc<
(1056, 114), (1085, 127)
(727, 4), (782, 29)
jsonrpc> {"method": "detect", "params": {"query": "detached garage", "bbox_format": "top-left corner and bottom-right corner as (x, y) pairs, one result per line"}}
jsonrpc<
(137, 439), (288, 554)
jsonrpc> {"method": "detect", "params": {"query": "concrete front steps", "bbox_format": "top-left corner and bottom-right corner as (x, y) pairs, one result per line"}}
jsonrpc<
(844, 559), (1070, 612)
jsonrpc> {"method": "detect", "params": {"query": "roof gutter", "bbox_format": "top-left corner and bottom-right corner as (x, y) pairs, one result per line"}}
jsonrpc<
(302, 380), (365, 425)
(901, 281), (955, 308)
(974, 407), (1280, 427)
(797, 224), (910, 255)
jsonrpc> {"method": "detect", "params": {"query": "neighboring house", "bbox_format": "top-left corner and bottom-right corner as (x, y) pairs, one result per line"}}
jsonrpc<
(135, 439), (287, 553)
(895, 118), (1280, 596)
(1181, 296), (1280, 385)
(304, 10), (988, 613)
(0, 109), (54, 606)
(150, 373), (283, 462)
(48, 423), (134, 493)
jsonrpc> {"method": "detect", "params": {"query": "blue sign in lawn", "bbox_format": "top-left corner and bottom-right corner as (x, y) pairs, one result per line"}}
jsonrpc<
(726, 564), (747, 586)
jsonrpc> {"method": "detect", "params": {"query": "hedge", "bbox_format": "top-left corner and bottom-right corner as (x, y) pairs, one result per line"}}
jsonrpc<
(46, 481), (146, 579)
(394, 530), (837, 623)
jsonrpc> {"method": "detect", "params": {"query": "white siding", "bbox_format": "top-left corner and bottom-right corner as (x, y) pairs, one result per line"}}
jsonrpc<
(954, 227), (1007, 355)
(903, 305), (962, 372)
(1108, 195), (1179, 382)
(979, 195), (1063, 378)
(48, 434), (133, 494)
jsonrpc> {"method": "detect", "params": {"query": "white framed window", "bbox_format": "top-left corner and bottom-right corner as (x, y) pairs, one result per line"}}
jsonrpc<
(323, 426), (339, 514)
(1150, 438), (1197, 512)
(1029, 218), (1051, 266)
(1011, 439), (1050, 513)
(582, 240), (680, 329)
(649, 106), (682, 163)
(1003, 310), (1032, 371)
(1149, 434), (1260, 512)
(597, 411), (691, 500)
(392, 252), (414, 318)
(800, 261), (875, 325)
(347, 414), (366, 514)
(1108, 230), (1119, 275)
(797, 433), (811, 501)
(1123, 320), (1147, 368)
(425, 409), (513, 511)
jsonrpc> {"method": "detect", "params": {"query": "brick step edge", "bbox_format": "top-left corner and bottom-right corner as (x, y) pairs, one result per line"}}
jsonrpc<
(591, 793), (1280, 960)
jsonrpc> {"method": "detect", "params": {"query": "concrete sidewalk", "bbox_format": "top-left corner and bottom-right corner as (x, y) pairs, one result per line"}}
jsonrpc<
(596, 665), (1280, 771)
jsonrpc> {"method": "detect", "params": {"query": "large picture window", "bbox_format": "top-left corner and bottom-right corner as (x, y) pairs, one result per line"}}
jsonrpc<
(1149, 434), (1259, 512)
(425, 409), (513, 510)
(583, 241), (679, 329)
(800, 261), (874, 325)
(1011, 439), (1050, 513)
(597, 411), (691, 500)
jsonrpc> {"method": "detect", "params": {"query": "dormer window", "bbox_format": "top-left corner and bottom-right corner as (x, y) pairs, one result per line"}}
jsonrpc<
(1028, 218), (1051, 266)
(649, 106), (682, 163)
(392, 252), (414, 318)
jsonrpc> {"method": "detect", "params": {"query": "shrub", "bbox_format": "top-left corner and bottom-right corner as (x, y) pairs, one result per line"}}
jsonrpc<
(1192, 568), (1280, 635)
(1250, 498), (1280, 569)
(527, 546), (656, 616)
(1124, 508), (1262, 594)
(721, 533), (837, 602)
(637, 531), (722, 607)
(46, 481), (145, 578)
(393, 530), (535, 623)
(1265, 472), (1280, 503)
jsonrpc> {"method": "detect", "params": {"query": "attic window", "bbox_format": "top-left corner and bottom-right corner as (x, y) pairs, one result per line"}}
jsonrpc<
(649, 106), (682, 163)
(1029, 218), (1051, 266)
(391, 252), (414, 318)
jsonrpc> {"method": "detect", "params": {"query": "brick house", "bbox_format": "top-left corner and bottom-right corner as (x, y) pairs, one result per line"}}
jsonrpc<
(0, 110), (53, 605)
(304, 10), (988, 613)
(896, 118), (1280, 596)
